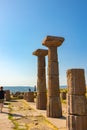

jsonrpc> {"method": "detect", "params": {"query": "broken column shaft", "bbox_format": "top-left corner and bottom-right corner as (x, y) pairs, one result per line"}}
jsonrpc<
(67, 69), (87, 130)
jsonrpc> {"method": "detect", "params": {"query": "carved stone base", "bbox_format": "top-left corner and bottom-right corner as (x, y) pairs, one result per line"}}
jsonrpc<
(36, 92), (47, 110)
(67, 115), (87, 130)
(47, 96), (62, 118)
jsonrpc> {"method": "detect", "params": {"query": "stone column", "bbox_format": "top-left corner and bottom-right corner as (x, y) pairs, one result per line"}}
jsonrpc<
(5, 90), (10, 101)
(67, 69), (87, 130)
(33, 49), (48, 110)
(42, 36), (64, 117)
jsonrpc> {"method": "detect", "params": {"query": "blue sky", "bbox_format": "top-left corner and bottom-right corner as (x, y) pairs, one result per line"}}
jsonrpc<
(0, 0), (87, 86)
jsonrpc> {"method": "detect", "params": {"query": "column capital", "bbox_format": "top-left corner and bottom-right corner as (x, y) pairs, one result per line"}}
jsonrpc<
(32, 49), (48, 56)
(42, 35), (64, 47)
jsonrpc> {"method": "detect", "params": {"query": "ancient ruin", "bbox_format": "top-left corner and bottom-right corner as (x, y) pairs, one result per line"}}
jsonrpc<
(42, 36), (64, 117)
(67, 69), (87, 130)
(24, 92), (34, 102)
(5, 90), (10, 101)
(33, 49), (48, 110)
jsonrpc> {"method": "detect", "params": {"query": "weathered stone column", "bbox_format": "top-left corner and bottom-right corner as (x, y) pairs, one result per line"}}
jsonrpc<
(5, 90), (10, 101)
(24, 92), (34, 102)
(42, 36), (64, 117)
(33, 49), (48, 110)
(67, 69), (87, 130)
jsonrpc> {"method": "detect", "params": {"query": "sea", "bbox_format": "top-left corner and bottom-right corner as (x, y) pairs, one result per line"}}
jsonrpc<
(3, 85), (67, 94)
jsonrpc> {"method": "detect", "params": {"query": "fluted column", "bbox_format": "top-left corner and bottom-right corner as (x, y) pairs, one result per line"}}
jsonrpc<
(42, 36), (64, 117)
(33, 49), (48, 110)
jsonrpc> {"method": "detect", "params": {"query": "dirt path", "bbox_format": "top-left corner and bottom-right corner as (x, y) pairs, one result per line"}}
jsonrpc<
(9, 99), (58, 130)
(0, 102), (14, 130)
(28, 101), (67, 130)
(0, 99), (67, 130)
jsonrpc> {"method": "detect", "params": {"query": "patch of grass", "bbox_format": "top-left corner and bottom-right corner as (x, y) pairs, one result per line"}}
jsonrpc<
(60, 88), (68, 93)
(21, 99), (34, 110)
(8, 113), (26, 130)
(61, 99), (66, 104)
(13, 121), (19, 130)
(8, 103), (25, 130)
(8, 112), (19, 130)
(8, 113), (13, 120)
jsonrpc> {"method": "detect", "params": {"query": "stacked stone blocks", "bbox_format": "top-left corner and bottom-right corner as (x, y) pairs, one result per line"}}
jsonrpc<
(24, 92), (34, 102)
(67, 69), (87, 130)
(33, 49), (48, 110)
(42, 36), (64, 117)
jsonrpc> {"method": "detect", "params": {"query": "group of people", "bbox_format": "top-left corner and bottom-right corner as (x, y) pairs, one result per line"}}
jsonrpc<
(0, 86), (6, 113)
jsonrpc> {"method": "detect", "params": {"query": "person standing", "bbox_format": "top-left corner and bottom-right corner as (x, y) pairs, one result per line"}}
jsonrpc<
(0, 86), (6, 112)
(34, 85), (36, 91)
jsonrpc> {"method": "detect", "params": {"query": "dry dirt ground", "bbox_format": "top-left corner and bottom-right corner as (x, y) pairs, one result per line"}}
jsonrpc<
(0, 99), (67, 130)
(8, 99), (59, 130)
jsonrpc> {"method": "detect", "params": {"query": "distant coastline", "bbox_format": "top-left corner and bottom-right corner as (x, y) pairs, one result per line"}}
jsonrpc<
(4, 85), (67, 93)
